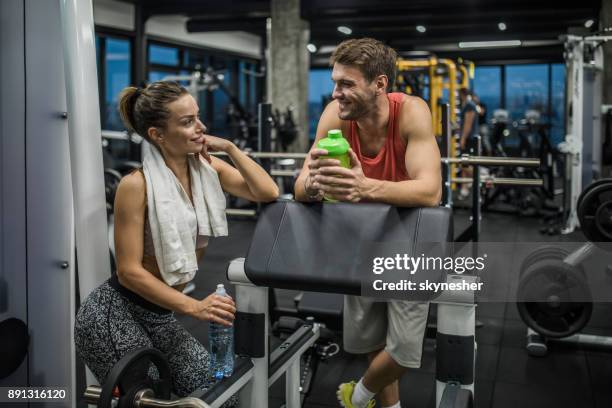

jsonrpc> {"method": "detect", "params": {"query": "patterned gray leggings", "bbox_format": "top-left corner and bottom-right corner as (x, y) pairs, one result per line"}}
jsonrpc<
(75, 281), (230, 401)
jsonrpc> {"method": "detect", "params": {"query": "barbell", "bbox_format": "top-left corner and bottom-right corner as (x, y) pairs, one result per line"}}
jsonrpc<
(212, 151), (541, 168)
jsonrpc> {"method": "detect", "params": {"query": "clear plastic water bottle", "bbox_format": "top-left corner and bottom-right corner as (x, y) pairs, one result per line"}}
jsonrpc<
(208, 284), (234, 382)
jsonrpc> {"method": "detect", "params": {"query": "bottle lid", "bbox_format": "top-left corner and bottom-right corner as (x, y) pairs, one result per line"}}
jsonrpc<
(216, 284), (226, 295)
(327, 129), (343, 139)
(317, 129), (349, 156)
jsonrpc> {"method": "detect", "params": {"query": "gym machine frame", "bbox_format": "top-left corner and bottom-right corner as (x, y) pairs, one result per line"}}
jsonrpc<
(226, 259), (478, 408)
(397, 58), (443, 135)
(559, 34), (612, 234)
(82, 263), (477, 408)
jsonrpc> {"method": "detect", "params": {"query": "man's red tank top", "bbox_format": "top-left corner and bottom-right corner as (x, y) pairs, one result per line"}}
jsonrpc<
(346, 92), (409, 181)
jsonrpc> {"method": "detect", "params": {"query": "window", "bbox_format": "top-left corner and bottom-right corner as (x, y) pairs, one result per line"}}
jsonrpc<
(550, 64), (565, 146)
(183, 50), (209, 70)
(95, 33), (133, 163)
(235, 61), (252, 118)
(149, 44), (179, 66)
(210, 58), (233, 137)
(249, 65), (259, 116)
(103, 37), (131, 131)
(505, 64), (549, 122)
(239, 61), (248, 109)
(472, 63), (565, 147)
(473, 66), (501, 121)
(308, 69), (334, 139)
(238, 61), (261, 117)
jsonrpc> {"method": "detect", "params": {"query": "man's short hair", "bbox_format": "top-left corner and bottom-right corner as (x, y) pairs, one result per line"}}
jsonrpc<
(330, 38), (397, 91)
(459, 87), (470, 97)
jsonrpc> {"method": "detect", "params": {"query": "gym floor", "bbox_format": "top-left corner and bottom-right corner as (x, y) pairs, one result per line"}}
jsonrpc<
(177, 209), (612, 408)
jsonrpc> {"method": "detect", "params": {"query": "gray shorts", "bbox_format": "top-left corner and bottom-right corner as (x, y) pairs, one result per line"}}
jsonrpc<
(343, 296), (429, 368)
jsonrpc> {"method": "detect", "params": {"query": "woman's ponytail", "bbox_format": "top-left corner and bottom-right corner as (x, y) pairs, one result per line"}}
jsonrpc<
(118, 86), (140, 133)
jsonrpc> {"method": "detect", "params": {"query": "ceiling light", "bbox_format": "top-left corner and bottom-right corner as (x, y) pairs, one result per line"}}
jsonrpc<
(307, 43), (317, 53)
(458, 40), (522, 49)
(337, 26), (352, 35)
(318, 45), (337, 54)
(416, 25), (426, 33)
(584, 19), (594, 28)
(498, 22), (507, 31)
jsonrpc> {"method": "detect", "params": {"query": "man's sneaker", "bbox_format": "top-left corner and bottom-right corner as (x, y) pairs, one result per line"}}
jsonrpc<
(336, 381), (375, 408)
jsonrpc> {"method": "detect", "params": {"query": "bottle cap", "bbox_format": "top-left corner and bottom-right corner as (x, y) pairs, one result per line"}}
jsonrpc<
(327, 129), (342, 139)
(317, 129), (349, 156)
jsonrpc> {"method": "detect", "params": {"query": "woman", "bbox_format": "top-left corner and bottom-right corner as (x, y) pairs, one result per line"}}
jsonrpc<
(75, 81), (278, 398)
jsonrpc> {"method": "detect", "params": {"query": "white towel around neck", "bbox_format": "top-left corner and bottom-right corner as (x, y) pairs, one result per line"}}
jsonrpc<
(142, 141), (228, 286)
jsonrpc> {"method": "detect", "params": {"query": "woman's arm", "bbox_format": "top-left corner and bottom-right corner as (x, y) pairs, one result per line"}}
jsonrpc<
(202, 135), (279, 202)
(113, 171), (235, 325)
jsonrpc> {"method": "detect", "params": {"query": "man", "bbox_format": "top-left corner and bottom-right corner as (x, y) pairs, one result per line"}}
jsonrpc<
(471, 93), (490, 155)
(458, 87), (479, 198)
(294, 38), (441, 408)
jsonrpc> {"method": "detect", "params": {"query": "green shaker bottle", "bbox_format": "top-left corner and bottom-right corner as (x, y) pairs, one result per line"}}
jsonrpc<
(316, 129), (351, 201)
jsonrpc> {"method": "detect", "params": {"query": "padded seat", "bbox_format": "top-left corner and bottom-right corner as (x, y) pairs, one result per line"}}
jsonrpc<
(246, 201), (453, 301)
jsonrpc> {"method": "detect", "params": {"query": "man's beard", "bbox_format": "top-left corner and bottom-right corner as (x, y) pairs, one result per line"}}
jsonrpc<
(338, 93), (376, 121)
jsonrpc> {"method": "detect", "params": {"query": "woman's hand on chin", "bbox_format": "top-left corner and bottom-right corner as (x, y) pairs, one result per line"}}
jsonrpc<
(200, 134), (235, 163)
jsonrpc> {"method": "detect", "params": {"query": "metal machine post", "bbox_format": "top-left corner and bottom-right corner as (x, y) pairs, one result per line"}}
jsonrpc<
(227, 259), (269, 408)
(434, 276), (477, 407)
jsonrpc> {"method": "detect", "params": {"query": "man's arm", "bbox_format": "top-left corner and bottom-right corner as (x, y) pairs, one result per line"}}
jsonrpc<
(316, 97), (441, 207)
(294, 100), (344, 201)
(364, 97), (442, 206)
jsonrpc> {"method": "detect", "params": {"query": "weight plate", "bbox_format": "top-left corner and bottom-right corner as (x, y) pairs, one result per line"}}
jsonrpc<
(577, 178), (611, 217)
(578, 179), (612, 244)
(519, 246), (570, 277)
(98, 348), (171, 408)
(516, 259), (592, 338)
(0, 318), (29, 379)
